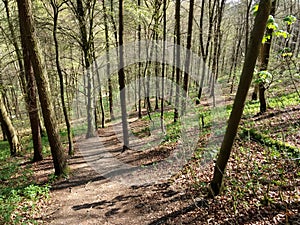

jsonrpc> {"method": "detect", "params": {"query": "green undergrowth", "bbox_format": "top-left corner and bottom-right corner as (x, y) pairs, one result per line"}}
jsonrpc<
(243, 91), (300, 118)
(140, 110), (182, 144)
(22, 127), (71, 159)
(0, 127), (71, 224)
(240, 128), (300, 162)
(0, 142), (50, 225)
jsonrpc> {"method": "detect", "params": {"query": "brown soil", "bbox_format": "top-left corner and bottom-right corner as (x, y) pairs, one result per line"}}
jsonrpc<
(33, 107), (300, 225)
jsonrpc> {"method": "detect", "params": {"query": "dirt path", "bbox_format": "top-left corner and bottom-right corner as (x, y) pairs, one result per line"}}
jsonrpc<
(36, 106), (300, 224)
(39, 122), (194, 225)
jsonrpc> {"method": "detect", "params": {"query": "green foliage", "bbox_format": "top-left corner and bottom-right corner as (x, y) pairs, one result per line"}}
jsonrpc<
(252, 4), (259, 16)
(0, 142), (50, 224)
(283, 15), (297, 25)
(266, 15), (278, 30)
(274, 30), (289, 38)
(262, 15), (295, 43)
(240, 128), (300, 160)
(278, 47), (293, 58)
(23, 184), (49, 201)
(254, 70), (272, 84)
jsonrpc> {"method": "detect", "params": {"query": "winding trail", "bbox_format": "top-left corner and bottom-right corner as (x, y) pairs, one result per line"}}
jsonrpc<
(40, 122), (190, 225)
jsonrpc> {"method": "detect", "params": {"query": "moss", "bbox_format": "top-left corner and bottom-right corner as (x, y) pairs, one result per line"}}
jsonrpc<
(240, 128), (300, 162)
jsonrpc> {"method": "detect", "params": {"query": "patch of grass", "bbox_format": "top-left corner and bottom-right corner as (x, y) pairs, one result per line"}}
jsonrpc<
(0, 141), (50, 225)
(240, 128), (300, 160)
(269, 92), (300, 109)
(72, 123), (88, 137)
(227, 91), (300, 119)
(141, 110), (182, 144)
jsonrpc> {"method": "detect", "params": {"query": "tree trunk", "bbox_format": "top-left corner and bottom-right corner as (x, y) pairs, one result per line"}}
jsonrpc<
(210, 0), (271, 196)
(0, 95), (21, 156)
(93, 48), (105, 129)
(75, 0), (96, 138)
(17, 0), (67, 176)
(51, 0), (74, 155)
(182, 0), (194, 112)
(258, 0), (277, 113)
(103, 0), (114, 121)
(137, 0), (142, 119)
(196, 0), (216, 104)
(160, 0), (166, 132)
(174, 0), (181, 122)
(4, 0), (43, 162)
(118, 0), (130, 151)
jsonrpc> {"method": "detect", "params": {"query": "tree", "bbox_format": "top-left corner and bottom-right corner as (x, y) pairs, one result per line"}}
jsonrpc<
(118, 0), (130, 151)
(258, 0), (277, 113)
(17, 0), (67, 176)
(210, 0), (272, 196)
(174, 0), (181, 122)
(0, 94), (21, 156)
(76, 0), (96, 138)
(102, 0), (115, 121)
(196, 0), (216, 104)
(182, 0), (195, 111)
(137, 0), (142, 119)
(160, 0), (167, 132)
(51, 0), (74, 155)
(3, 0), (43, 161)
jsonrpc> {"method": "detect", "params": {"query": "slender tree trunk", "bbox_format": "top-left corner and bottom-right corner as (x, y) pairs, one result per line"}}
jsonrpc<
(169, 29), (176, 105)
(174, 0), (181, 122)
(245, 0), (253, 53)
(137, 0), (142, 119)
(230, 27), (243, 94)
(103, 0), (114, 121)
(0, 95), (21, 156)
(182, 0), (194, 112)
(118, 0), (129, 151)
(155, 33), (159, 111)
(75, 0), (96, 138)
(17, 0), (67, 176)
(160, 0), (166, 132)
(4, 0), (42, 161)
(110, 0), (119, 50)
(258, 0), (277, 113)
(210, 0), (271, 196)
(1, 123), (7, 141)
(51, 1), (74, 155)
(93, 49), (105, 128)
(196, 0), (216, 104)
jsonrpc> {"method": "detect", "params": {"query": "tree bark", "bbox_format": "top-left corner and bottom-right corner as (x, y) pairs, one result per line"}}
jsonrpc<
(210, 0), (271, 196)
(0, 95), (21, 156)
(118, 0), (130, 151)
(103, 0), (114, 121)
(174, 0), (181, 122)
(17, 0), (67, 176)
(75, 0), (96, 138)
(4, 0), (43, 162)
(51, 0), (74, 155)
(137, 0), (142, 119)
(258, 0), (277, 113)
(182, 0), (195, 112)
(196, 0), (217, 104)
(160, 0), (167, 132)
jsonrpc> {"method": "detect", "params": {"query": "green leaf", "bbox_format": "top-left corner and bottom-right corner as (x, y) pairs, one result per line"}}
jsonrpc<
(262, 34), (271, 43)
(255, 71), (272, 84)
(267, 15), (275, 24)
(252, 4), (259, 16)
(266, 15), (278, 30)
(274, 30), (290, 38)
(283, 15), (297, 25)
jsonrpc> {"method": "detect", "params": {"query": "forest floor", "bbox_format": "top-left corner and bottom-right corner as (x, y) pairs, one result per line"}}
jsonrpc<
(31, 104), (300, 225)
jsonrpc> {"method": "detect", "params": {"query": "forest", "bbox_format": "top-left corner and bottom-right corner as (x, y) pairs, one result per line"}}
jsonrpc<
(0, 0), (299, 224)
